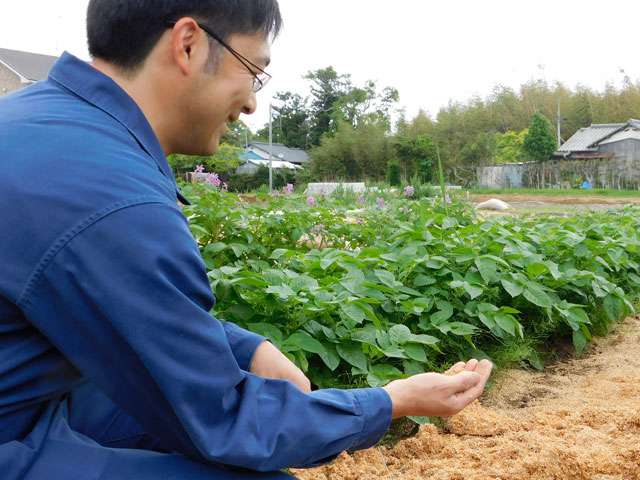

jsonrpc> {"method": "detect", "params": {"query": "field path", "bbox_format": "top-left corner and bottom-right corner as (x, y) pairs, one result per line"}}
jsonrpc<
(293, 316), (640, 480)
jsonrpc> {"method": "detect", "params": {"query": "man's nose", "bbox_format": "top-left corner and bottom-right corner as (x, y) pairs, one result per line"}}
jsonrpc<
(242, 91), (257, 115)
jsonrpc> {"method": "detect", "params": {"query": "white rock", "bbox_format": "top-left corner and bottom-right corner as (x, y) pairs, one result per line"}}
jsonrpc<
(476, 198), (511, 211)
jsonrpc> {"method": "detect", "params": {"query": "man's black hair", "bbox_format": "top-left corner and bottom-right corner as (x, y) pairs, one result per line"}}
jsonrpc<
(87, 0), (282, 71)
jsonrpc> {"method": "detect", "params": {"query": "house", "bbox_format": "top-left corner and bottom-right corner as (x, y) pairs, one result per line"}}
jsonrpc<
(477, 120), (640, 189)
(235, 159), (302, 175)
(236, 141), (309, 175)
(0, 48), (58, 95)
(555, 119), (640, 161)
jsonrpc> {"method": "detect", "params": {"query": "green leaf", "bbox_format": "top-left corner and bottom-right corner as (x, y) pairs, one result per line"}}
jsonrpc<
(523, 282), (552, 308)
(431, 301), (454, 324)
(284, 331), (327, 355)
(340, 303), (368, 325)
(526, 262), (549, 278)
(336, 342), (368, 371)
(603, 294), (624, 322)
(409, 334), (440, 346)
(374, 270), (400, 289)
(403, 360), (426, 376)
(318, 344), (340, 371)
(414, 275), (436, 287)
(494, 313), (517, 337)
(475, 257), (499, 284)
(389, 325), (412, 345)
(501, 279), (523, 298)
(367, 364), (403, 387)
(408, 416), (432, 425)
(266, 285), (296, 301)
(230, 243), (249, 258)
(439, 322), (478, 336)
(404, 344), (427, 362)
(464, 282), (484, 299)
(247, 323), (283, 345)
(351, 325), (378, 346)
(225, 304), (255, 322)
(204, 242), (227, 254)
(573, 329), (588, 355)
(270, 248), (290, 260)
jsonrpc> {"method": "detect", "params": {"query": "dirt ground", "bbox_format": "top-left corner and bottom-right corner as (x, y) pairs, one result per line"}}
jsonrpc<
(292, 315), (640, 480)
(471, 194), (640, 206)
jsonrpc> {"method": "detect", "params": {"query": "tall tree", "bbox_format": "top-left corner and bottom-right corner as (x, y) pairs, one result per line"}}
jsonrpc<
(523, 113), (557, 161)
(255, 91), (310, 149)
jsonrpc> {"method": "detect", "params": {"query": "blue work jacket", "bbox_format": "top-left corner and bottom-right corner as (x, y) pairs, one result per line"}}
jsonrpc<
(0, 52), (392, 479)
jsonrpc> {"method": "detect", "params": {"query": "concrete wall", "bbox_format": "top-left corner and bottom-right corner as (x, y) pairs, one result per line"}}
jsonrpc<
(0, 63), (22, 95)
(478, 155), (640, 189)
(599, 139), (640, 162)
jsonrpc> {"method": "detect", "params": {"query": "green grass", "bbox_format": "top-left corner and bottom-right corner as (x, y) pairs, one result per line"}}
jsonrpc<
(470, 187), (640, 197)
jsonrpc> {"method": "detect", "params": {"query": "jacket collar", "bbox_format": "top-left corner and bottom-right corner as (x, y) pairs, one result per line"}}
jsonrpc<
(49, 52), (191, 205)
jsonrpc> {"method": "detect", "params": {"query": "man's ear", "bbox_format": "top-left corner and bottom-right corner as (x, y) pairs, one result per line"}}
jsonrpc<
(168, 17), (204, 76)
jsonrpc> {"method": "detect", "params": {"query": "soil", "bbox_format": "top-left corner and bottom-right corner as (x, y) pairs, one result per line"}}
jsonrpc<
(471, 194), (640, 206)
(292, 316), (640, 480)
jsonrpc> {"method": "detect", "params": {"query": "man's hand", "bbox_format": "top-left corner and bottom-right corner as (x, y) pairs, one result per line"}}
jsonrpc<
(250, 341), (312, 393)
(383, 359), (493, 419)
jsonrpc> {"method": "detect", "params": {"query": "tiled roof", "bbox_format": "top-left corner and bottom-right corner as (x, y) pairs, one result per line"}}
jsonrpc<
(598, 128), (640, 145)
(250, 142), (309, 164)
(557, 123), (625, 152)
(0, 48), (58, 81)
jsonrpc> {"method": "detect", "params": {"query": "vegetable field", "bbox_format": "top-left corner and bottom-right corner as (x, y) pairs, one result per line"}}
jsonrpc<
(183, 185), (640, 391)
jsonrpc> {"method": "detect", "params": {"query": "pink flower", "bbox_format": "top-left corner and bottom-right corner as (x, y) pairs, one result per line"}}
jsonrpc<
(194, 164), (205, 174)
(404, 186), (415, 198)
(283, 183), (294, 195)
(205, 173), (221, 188)
(307, 196), (317, 207)
(376, 197), (386, 209)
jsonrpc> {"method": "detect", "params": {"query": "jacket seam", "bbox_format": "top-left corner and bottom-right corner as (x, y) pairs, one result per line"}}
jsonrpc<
(17, 196), (172, 308)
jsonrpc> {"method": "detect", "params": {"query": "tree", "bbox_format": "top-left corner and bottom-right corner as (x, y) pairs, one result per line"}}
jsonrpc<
(387, 161), (401, 186)
(168, 143), (243, 177)
(309, 120), (393, 181)
(222, 121), (252, 148)
(494, 129), (527, 164)
(393, 133), (437, 182)
(255, 91), (310, 149)
(522, 113), (557, 161)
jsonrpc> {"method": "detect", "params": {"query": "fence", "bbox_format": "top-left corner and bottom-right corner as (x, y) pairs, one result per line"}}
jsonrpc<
(477, 157), (640, 190)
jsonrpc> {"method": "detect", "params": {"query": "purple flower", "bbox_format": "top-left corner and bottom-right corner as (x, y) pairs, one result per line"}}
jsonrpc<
(357, 194), (366, 205)
(404, 185), (415, 198)
(205, 173), (221, 188)
(194, 164), (205, 174)
(376, 197), (386, 209)
(283, 183), (294, 195)
(307, 196), (317, 207)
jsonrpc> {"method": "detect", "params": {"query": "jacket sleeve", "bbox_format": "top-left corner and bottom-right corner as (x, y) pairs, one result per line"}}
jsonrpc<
(222, 319), (266, 372)
(18, 201), (392, 472)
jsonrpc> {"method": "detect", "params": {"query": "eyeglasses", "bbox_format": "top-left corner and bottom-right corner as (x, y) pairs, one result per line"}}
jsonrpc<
(166, 21), (271, 93)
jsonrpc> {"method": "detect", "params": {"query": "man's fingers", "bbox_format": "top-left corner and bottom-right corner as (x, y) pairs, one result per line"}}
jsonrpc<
(475, 359), (493, 381)
(451, 360), (494, 408)
(447, 371), (482, 393)
(445, 361), (466, 376)
(464, 359), (479, 371)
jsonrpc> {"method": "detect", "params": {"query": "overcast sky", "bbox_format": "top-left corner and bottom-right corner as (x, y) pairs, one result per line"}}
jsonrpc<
(2, 0), (639, 131)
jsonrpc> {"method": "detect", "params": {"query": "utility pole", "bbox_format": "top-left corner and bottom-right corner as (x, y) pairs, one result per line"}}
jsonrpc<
(557, 99), (562, 147)
(269, 103), (273, 193)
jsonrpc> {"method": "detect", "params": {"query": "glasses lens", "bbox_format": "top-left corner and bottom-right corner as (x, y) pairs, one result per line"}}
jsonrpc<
(254, 73), (271, 92)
